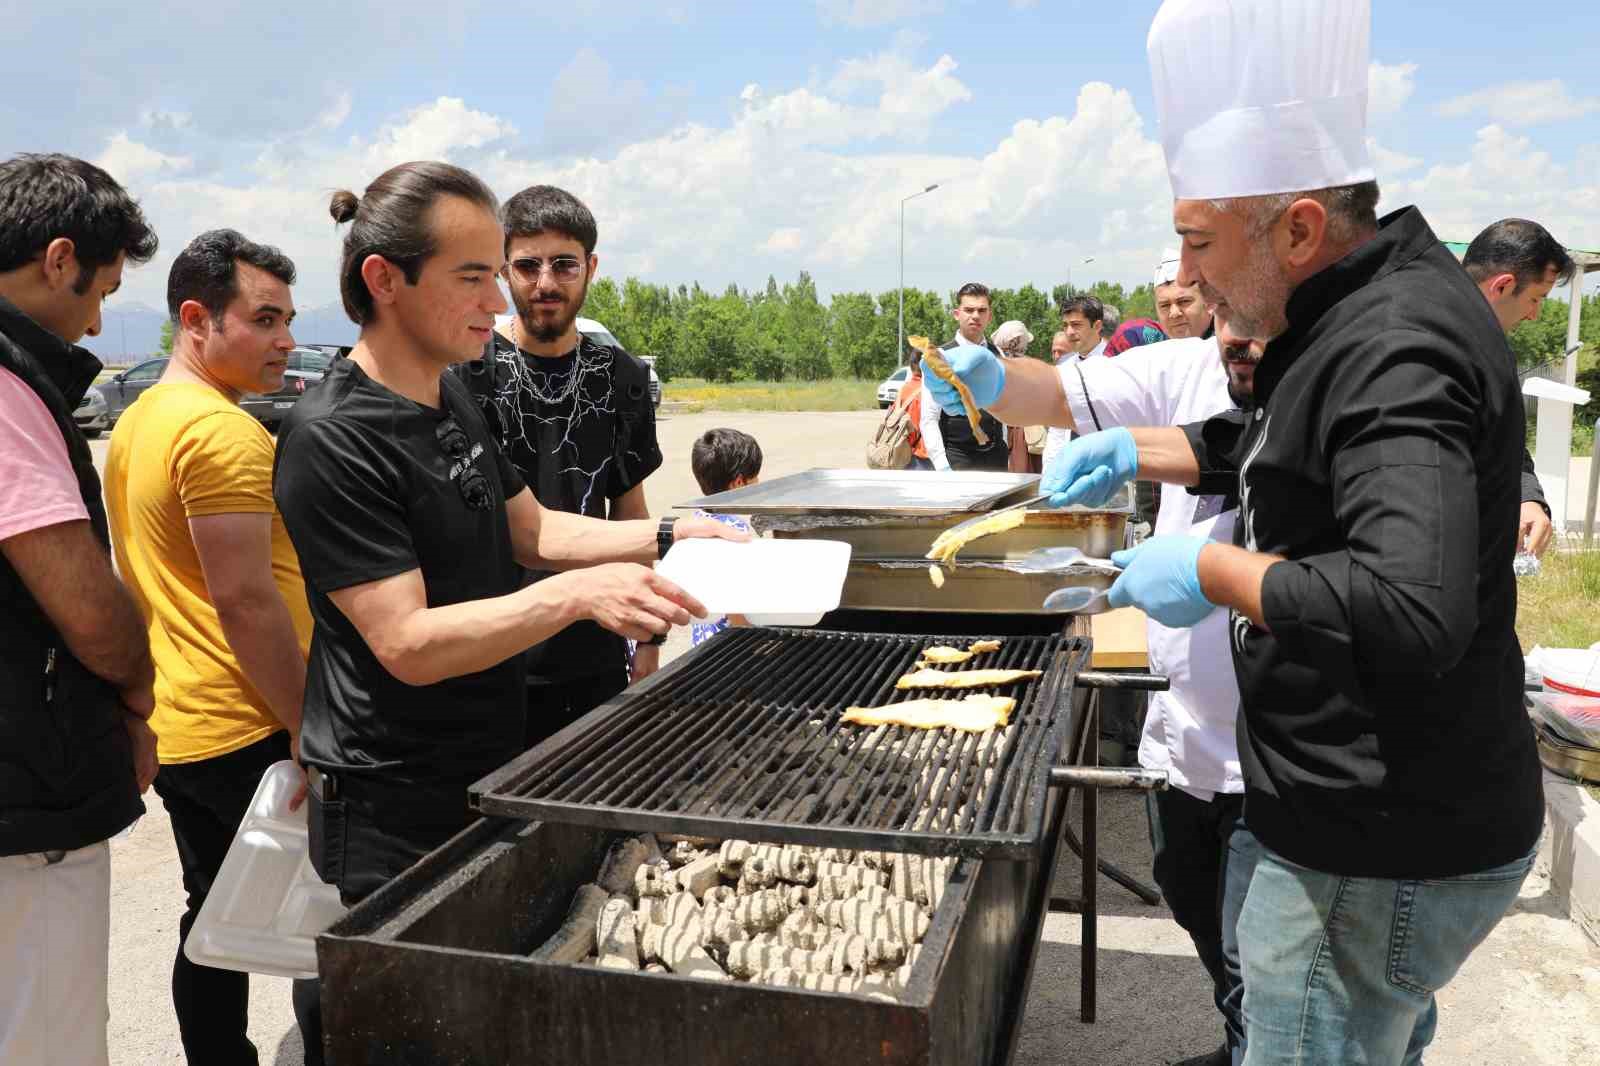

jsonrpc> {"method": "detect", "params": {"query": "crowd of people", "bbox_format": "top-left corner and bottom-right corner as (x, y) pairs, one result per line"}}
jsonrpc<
(0, 0), (1582, 1064)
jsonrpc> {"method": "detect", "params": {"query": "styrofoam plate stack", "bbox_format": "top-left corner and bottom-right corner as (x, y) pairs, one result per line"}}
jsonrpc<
(657, 538), (852, 627)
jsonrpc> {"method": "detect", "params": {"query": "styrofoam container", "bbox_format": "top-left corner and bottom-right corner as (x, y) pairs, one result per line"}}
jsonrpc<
(1530, 644), (1600, 698)
(183, 760), (346, 980)
(657, 538), (852, 627)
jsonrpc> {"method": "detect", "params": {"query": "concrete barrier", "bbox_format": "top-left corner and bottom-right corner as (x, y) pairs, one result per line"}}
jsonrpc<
(1541, 768), (1600, 947)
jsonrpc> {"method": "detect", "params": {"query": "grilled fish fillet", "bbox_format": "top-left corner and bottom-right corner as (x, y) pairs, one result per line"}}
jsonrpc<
(925, 507), (1028, 567)
(895, 668), (1042, 691)
(910, 335), (988, 446)
(842, 695), (1016, 733)
(915, 640), (1002, 667)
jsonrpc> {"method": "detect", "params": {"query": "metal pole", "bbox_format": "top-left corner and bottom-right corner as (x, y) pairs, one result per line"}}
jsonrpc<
(897, 184), (939, 367)
(1586, 423), (1599, 548)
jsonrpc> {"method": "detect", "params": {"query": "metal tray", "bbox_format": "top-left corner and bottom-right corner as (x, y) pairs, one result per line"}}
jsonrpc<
(676, 468), (1041, 516)
(842, 559), (1120, 615)
(1535, 724), (1600, 784)
(764, 507), (1129, 561)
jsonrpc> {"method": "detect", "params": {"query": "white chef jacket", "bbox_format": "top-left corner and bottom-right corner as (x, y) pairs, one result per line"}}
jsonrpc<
(1041, 339), (1107, 471)
(1055, 336), (1243, 798)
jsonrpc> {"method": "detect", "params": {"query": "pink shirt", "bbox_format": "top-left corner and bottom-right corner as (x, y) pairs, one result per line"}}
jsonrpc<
(0, 366), (88, 541)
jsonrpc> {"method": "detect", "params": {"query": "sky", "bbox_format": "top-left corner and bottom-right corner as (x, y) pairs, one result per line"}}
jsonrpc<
(9, 0), (1599, 339)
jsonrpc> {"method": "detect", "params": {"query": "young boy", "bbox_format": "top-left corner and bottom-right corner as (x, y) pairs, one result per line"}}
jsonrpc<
(688, 428), (762, 646)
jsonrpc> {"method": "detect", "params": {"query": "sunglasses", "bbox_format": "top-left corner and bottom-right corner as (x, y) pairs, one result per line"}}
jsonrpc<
(504, 256), (584, 285)
(434, 417), (493, 512)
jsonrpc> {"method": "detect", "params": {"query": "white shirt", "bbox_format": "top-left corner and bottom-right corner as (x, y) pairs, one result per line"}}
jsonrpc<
(1041, 340), (1107, 472)
(1055, 336), (1243, 798)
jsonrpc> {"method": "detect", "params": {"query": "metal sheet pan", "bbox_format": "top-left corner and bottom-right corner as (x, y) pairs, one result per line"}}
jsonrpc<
(676, 467), (1042, 516)
(764, 507), (1128, 561)
(841, 559), (1119, 615)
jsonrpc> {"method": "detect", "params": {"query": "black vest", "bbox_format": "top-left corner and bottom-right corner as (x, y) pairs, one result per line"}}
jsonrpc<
(936, 337), (1008, 469)
(0, 297), (143, 855)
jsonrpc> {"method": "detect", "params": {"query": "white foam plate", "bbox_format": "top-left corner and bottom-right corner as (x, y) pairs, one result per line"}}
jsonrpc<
(183, 760), (346, 980)
(657, 538), (852, 627)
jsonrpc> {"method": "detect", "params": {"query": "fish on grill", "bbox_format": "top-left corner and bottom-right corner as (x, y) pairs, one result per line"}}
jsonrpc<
(895, 667), (1042, 691)
(915, 640), (1001, 667)
(841, 695), (1016, 733)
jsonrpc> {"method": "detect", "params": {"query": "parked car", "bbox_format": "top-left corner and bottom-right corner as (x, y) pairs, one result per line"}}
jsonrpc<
(84, 356), (169, 433)
(877, 365), (911, 408)
(74, 387), (111, 437)
(239, 347), (332, 428)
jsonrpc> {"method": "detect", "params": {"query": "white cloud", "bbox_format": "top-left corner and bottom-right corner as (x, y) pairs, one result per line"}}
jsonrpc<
(764, 228), (807, 254)
(361, 97), (514, 166)
(1368, 137), (1422, 177)
(94, 133), (192, 183)
(318, 91), (352, 132)
(816, 0), (942, 28)
(1368, 60), (1418, 119)
(1437, 79), (1600, 126)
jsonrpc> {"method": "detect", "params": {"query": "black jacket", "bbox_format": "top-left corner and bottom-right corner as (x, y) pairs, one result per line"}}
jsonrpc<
(1184, 208), (1543, 879)
(0, 297), (143, 855)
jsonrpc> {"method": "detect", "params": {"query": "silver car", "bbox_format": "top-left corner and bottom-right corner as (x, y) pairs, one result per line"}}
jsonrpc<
(74, 388), (110, 437)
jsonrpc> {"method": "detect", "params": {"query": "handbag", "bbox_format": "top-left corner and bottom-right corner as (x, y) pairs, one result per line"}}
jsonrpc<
(866, 388), (916, 469)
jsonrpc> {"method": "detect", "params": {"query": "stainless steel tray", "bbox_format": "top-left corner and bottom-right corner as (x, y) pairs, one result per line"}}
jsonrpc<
(1535, 724), (1600, 784)
(841, 559), (1119, 615)
(765, 507), (1128, 561)
(676, 468), (1041, 516)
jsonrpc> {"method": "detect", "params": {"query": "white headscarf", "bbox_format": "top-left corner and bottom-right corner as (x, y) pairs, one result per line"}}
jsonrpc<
(992, 320), (1035, 357)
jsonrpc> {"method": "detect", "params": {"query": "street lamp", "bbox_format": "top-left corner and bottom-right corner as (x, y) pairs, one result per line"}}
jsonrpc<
(1066, 256), (1095, 296)
(899, 183), (941, 367)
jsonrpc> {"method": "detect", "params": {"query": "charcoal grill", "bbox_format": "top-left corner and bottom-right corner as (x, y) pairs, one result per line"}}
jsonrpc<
(470, 627), (1086, 860)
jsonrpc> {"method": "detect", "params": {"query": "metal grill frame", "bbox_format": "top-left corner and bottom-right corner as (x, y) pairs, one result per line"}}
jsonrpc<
(470, 627), (1091, 859)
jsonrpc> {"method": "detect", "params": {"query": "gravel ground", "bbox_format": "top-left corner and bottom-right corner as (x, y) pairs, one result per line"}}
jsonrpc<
(91, 410), (1600, 1064)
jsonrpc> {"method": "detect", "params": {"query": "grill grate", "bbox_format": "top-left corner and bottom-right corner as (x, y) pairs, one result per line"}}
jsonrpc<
(470, 627), (1089, 859)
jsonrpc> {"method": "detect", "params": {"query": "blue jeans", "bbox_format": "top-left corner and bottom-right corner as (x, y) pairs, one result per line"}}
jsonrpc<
(1147, 789), (1260, 1064)
(1237, 836), (1536, 1065)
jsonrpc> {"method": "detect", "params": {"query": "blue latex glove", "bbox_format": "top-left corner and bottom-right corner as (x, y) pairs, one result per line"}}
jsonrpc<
(921, 341), (1006, 413)
(1041, 426), (1139, 508)
(1107, 536), (1216, 628)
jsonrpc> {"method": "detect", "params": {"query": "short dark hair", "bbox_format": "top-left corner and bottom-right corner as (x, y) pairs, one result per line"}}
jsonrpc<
(954, 282), (990, 304)
(329, 161), (499, 325)
(501, 185), (598, 257)
(1462, 218), (1577, 292)
(166, 229), (296, 324)
(0, 153), (158, 293)
(1059, 295), (1104, 326)
(692, 428), (763, 495)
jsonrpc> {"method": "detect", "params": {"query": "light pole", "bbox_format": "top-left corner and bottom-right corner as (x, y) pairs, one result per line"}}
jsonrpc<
(1066, 255), (1095, 296)
(899, 183), (940, 367)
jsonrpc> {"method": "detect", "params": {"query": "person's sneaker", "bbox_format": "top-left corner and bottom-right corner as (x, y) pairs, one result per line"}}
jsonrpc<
(1172, 1046), (1228, 1066)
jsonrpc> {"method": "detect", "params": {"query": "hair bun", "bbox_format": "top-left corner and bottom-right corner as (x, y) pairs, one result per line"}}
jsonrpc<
(329, 189), (360, 224)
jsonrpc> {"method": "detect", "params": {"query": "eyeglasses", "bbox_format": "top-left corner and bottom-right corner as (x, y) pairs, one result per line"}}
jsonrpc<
(504, 256), (584, 285)
(434, 417), (493, 512)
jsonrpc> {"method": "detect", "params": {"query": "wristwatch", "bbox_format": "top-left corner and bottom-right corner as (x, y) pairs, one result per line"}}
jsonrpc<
(656, 516), (678, 561)
(645, 631), (669, 646)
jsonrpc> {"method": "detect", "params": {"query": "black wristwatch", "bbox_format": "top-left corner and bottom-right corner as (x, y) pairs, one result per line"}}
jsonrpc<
(656, 516), (678, 560)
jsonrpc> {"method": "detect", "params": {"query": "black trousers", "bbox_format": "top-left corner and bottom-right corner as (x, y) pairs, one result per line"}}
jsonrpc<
(152, 730), (291, 1066)
(525, 667), (630, 748)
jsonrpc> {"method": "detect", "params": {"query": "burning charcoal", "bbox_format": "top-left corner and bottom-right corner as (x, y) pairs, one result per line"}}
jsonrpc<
(777, 907), (827, 951)
(731, 888), (791, 933)
(821, 899), (929, 944)
(890, 856), (915, 902)
(659, 834), (720, 848)
(596, 898), (640, 971)
(782, 884), (821, 912)
(748, 931), (782, 950)
(759, 967), (865, 994)
(643, 962), (669, 974)
(815, 862), (887, 896)
(639, 909), (729, 982)
(746, 845), (815, 885)
(826, 934), (899, 975)
(928, 857), (955, 911)
(675, 854), (721, 898)
(703, 884), (739, 911)
(596, 837), (652, 899)
(717, 839), (753, 877)
(737, 855), (779, 895)
(698, 908), (747, 950)
(660, 891), (701, 929)
(848, 884), (892, 909)
(529, 883), (608, 964)
(635, 862), (677, 900)
(856, 850), (890, 871)
(725, 940), (830, 979)
(667, 840), (699, 868)
(818, 847), (856, 865)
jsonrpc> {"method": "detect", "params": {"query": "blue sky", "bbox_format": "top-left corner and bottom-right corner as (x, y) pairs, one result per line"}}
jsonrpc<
(9, 0), (1598, 336)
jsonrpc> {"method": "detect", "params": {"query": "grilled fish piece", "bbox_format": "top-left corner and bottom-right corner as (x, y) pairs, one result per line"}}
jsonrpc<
(841, 695), (1016, 733)
(895, 667), (1042, 691)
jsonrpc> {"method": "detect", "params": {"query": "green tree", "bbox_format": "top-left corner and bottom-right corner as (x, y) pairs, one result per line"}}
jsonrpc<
(781, 272), (830, 380)
(1122, 283), (1157, 323)
(828, 292), (882, 378)
(646, 317), (682, 381)
(1507, 297), (1571, 370)
(989, 284), (1055, 358)
(158, 318), (175, 355)
(581, 277), (624, 334)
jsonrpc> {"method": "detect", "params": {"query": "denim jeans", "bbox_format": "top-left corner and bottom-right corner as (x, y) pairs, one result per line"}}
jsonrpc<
(1147, 789), (1260, 1065)
(1236, 835), (1536, 1065)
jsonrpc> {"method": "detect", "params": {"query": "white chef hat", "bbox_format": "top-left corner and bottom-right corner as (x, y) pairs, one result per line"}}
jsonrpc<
(1154, 248), (1181, 287)
(1147, 0), (1375, 200)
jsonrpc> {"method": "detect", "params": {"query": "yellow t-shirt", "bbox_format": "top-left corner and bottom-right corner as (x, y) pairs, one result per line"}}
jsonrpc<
(106, 382), (313, 764)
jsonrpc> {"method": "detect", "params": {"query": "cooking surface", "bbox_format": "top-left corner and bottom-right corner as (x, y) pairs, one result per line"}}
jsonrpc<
(676, 467), (1041, 516)
(471, 627), (1090, 859)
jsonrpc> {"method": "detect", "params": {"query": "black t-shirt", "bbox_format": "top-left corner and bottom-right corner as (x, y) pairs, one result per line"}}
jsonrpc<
(1182, 206), (1543, 880)
(273, 358), (529, 790)
(453, 332), (662, 683)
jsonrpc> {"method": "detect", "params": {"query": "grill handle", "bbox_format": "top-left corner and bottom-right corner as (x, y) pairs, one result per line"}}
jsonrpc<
(1073, 670), (1170, 692)
(1049, 766), (1168, 792)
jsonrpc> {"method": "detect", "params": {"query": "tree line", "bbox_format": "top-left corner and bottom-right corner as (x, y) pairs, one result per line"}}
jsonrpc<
(581, 272), (1160, 383)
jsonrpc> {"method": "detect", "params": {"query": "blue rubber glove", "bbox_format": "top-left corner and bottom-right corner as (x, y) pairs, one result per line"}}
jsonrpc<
(1107, 536), (1215, 628)
(921, 341), (1006, 413)
(1041, 426), (1139, 508)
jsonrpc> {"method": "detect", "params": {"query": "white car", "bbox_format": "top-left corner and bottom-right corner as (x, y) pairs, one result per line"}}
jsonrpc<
(877, 366), (911, 408)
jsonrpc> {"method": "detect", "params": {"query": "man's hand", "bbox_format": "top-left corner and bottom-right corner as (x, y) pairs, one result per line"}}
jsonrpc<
(1042, 427), (1140, 508)
(631, 642), (661, 685)
(123, 712), (158, 794)
(921, 344), (1006, 413)
(1107, 536), (1216, 628)
(119, 682), (155, 721)
(673, 515), (753, 544)
(1519, 501), (1554, 558)
(584, 563), (707, 642)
